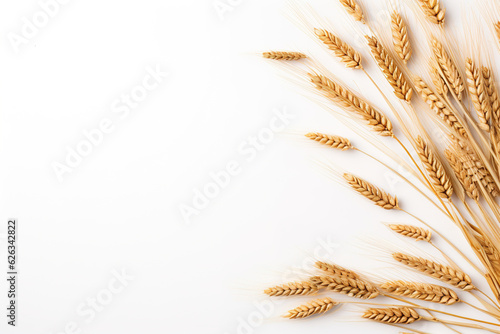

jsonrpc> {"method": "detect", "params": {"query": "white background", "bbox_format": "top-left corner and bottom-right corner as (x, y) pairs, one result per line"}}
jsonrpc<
(0, 0), (496, 333)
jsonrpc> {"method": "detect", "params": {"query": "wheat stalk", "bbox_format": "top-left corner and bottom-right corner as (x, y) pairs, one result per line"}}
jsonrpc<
(445, 149), (479, 200)
(432, 38), (464, 100)
(391, 11), (412, 64)
(363, 307), (421, 324)
(344, 173), (399, 210)
(389, 224), (432, 242)
(264, 281), (319, 297)
(367, 35), (413, 102)
(393, 252), (475, 291)
(314, 29), (362, 69)
(415, 0), (445, 26)
(466, 58), (491, 132)
(311, 275), (380, 299)
(415, 136), (453, 198)
(314, 261), (359, 278)
(309, 74), (394, 136)
(483, 67), (500, 132)
(305, 133), (353, 150)
(284, 297), (338, 319)
(339, 0), (365, 23)
(381, 281), (460, 305)
(262, 51), (307, 60)
(413, 76), (467, 138)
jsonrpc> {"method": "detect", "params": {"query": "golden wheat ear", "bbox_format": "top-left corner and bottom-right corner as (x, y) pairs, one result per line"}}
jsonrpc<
(389, 224), (432, 242)
(415, 0), (445, 26)
(465, 58), (491, 132)
(314, 261), (359, 278)
(431, 38), (464, 101)
(363, 307), (422, 324)
(262, 51), (307, 60)
(305, 133), (353, 150)
(339, 0), (365, 23)
(314, 28), (362, 69)
(264, 281), (319, 296)
(343, 173), (399, 210)
(283, 297), (338, 319)
(390, 11), (412, 64)
(311, 275), (379, 299)
(381, 281), (460, 305)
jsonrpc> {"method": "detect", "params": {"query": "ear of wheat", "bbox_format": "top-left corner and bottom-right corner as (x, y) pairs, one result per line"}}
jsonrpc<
(431, 65), (448, 96)
(314, 261), (359, 278)
(309, 74), (394, 136)
(391, 11), (412, 64)
(431, 38), (464, 100)
(344, 173), (399, 210)
(284, 297), (338, 319)
(339, 0), (365, 23)
(305, 133), (353, 150)
(314, 29), (362, 69)
(392, 252), (475, 291)
(264, 281), (319, 297)
(413, 76), (467, 138)
(311, 275), (380, 299)
(416, 0), (445, 25)
(381, 281), (460, 305)
(363, 307), (421, 324)
(415, 136), (453, 198)
(366, 35), (413, 102)
(482, 67), (500, 131)
(458, 144), (500, 197)
(445, 149), (479, 200)
(262, 51), (307, 60)
(389, 224), (432, 242)
(466, 58), (491, 132)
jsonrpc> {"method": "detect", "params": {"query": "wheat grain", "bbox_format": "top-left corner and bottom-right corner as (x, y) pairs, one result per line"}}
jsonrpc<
(466, 58), (491, 132)
(415, 0), (445, 26)
(265, 281), (319, 297)
(391, 11), (412, 64)
(315, 261), (359, 278)
(445, 149), (479, 200)
(305, 133), (353, 150)
(363, 307), (421, 324)
(432, 38), (464, 100)
(366, 36), (413, 102)
(381, 281), (460, 305)
(311, 275), (379, 299)
(309, 74), (393, 136)
(414, 76), (467, 137)
(343, 173), (399, 210)
(284, 297), (338, 319)
(339, 0), (365, 23)
(393, 252), (475, 291)
(314, 29), (362, 69)
(262, 51), (307, 60)
(415, 136), (453, 198)
(389, 224), (432, 242)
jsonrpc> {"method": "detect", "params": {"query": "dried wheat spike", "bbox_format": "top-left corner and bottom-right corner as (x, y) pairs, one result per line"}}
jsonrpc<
(309, 74), (393, 136)
(459, 144), (500, 197)
(393, 252), (475, 291)
(416, 0), (445, 25)
(343, 173), (399, 210)
(466, 59), (491, 132)
(264, 281), (319, 297)
(314, 28), (363, 69)
(363, 307), (421, 324)
(305, 133), (353, 151)
(381, 281), (460, 305)
(366, 36), (413, 102)
(482, 67), (500, 129)
(311, 275), (379, 299)
(431, 65), (448, 96)
(414, 76), (467, 138)
(389, 224), (432, 242)
(284, 297), (338, 319)
(315, 261), (359, 278)
(415, 136), (453, 198)
(391, 11), (412, 64)
(475, 233), (500, 273)
(339, 0), (365, 23)
(262, 51), (307, 60)
(432, 38), (464, 100)
(445, 149), (479, 200)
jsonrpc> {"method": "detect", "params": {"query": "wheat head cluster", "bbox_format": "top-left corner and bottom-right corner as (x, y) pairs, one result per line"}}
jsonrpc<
(260, 0), (500, 332)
